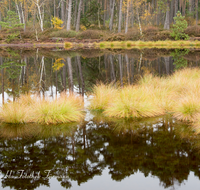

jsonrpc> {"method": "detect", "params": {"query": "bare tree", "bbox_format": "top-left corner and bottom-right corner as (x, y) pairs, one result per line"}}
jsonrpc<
(67, 57), (73, 93)
(118, 0), (123, 33)
(76, 0), (83, 32)
(125, 0), (130, 34)
(164, 0), (170, 29)
(109, 0), (115, 31)
(66, 0), (72, 31)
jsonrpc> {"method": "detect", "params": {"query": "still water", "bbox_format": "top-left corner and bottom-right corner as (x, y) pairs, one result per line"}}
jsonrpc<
(0, 47), (200, 190)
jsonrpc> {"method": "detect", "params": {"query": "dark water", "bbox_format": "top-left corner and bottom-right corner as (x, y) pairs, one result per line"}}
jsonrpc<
(1, 48), (200, 190)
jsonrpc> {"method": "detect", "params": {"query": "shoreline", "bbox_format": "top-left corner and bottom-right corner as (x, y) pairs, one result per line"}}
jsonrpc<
(1, 40), (200, 49)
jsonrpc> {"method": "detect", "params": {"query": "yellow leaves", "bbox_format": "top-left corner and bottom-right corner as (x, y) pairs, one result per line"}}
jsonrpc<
(51, 17), (64, 30)
(80, 25), (86, 31)
(52, 58), (65, 72)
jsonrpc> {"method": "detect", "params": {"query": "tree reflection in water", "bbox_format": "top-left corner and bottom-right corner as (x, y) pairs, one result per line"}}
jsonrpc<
(1, 116), (200, 189)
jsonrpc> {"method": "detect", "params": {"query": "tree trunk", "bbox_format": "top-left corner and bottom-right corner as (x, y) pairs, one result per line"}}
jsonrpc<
(189, 0), (193, 13)
(77, 56), (85, 97)
(54, 0), (56, 17)
(125, 0), (130, 34)
(136, 5), (142, 35)
(67, 0), (72, 31)
(118, 55), (123, 87)
(0, 57), (4, 104)
(61, 0), (65, 27)
(63, 61), (66, 92)
(164, 57), (170, 75)
(175, 0), (178, 18)
(76, 0), (83, 32)
(67, 57), (73, 93)
(196, 0), (198, 25)
(15, 1), (22, 23)
(110, 55), (116, 82)
(118, 0), (123, 33)
(35, 0), (44, 32)
(109, 0), (115, 31)
(170, 0), (174, 23)
(164, 0), (170, 30)
(74, 0), (78, 28)
(0, 10), (2, 30)
(125, 54), (130, 85)
(103, 0), (107, 27)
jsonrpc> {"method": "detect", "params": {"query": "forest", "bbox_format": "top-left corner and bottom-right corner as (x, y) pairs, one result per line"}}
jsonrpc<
(0, 0), (200, 43)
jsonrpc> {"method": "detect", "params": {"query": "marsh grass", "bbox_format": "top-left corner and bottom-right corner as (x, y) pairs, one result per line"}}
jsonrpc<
(32, 95), (84, 124)
(89, 68), (200, 133)
(0, 93), (84, 125)
(0, 102), (30, 124)
(173, 95), (200, 122)
(104, 86), (165, 118)
(89, 83), (117, 110)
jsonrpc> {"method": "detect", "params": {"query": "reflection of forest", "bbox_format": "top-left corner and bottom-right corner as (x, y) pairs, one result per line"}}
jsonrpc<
(1, 116), (200, 189)
(2, 48), (198, 102)
(1, 48), (200, 103)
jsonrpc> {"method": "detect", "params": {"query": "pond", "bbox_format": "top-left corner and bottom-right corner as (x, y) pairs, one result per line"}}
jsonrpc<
(1, 47), (200, 190)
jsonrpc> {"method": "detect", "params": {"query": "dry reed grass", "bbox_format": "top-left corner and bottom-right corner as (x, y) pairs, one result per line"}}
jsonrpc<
(89, 68), (200, 133)
(89, 83), (117, 110)
(0, 93), (84, 125)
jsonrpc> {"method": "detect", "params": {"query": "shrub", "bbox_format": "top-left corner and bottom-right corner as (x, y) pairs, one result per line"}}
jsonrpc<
(170, 11), (189, 40)
(51, 17), (64, 29)
(106, 33), (125, 41)
(125, 30), (140, 41)
(50, 30), (77, 38)
(185, 25), (200, 37)
(76, 30), (104, 39)
(143, 26), (159, 34)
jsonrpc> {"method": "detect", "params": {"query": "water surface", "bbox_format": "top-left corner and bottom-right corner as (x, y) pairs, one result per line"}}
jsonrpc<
(1, 47), (200, 190)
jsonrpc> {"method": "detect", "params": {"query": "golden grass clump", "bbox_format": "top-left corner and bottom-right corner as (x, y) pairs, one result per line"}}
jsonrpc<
(89, 68), (200, 125)
(0, 101), (31, 124)
(0, 93), (84, 125)
(32, 95), (84, 125)
(173, 95), (200, 122)
(104, 86), (165, 118)
(89, 83), (117, 110)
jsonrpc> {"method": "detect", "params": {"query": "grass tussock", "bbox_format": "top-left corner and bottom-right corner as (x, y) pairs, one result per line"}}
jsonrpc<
(89, 68), (200, 133)
(104, 85), (165, 118)
(0, 93), (84, 125)
(89, 83), (117, 110)
(0, 102), (30, 124)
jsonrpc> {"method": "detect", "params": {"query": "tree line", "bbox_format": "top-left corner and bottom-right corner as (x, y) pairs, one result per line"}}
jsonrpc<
(0, 0), (199, 34)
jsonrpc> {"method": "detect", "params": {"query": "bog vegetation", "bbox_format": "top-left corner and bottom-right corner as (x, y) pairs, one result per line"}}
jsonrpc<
(0, 94), (84, 125)
(89, 68), (200, 133)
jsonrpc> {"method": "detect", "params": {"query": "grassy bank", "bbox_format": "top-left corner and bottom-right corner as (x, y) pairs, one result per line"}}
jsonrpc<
(1, 25), (200, 45)
(94, 40), (200, 49)
(89, 68), (200, 133)
(0, 93), (84, 125)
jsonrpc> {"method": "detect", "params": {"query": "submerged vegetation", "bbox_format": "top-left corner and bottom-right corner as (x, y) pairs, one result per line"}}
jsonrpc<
(89, 68), (200, 133)
(0, 94), (84, 125)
